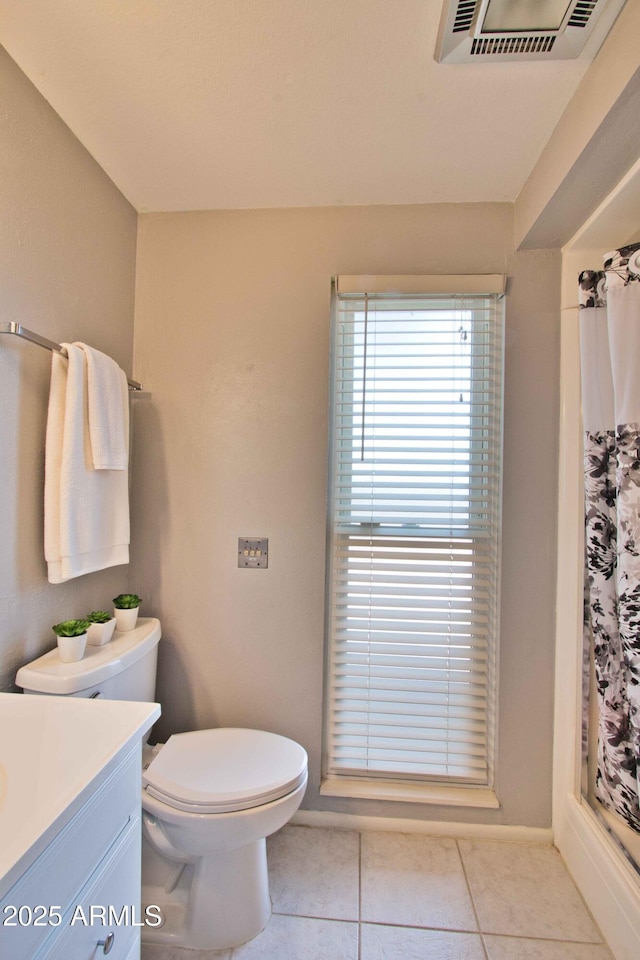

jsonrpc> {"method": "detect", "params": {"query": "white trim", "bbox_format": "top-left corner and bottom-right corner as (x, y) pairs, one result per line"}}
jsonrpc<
(293, 808), (552, 843)
(552, 298), (584, 831)
(320, 776), (499, 809)
(556, 795), (640, 960)
(335, 274), (506, 295)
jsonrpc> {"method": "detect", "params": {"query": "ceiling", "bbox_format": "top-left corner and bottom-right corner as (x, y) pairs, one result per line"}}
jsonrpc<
(0, 0), (624, 212)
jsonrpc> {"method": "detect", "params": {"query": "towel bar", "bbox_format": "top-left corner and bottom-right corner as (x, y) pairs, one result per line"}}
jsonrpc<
(0, 321), (143, 390)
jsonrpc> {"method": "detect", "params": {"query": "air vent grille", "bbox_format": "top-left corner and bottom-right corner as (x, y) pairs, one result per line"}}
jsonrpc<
(436, 0), (624, 63)
(568, 1), (598, 26)
(453, 0), (478, 33)
(470, 35), (556, 56)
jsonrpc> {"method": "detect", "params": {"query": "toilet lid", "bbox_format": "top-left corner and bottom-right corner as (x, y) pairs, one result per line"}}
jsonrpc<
(142, 728), (308, 814)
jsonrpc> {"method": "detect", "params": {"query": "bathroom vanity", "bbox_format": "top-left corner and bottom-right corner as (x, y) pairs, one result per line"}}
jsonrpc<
(0, 692), (160, 959)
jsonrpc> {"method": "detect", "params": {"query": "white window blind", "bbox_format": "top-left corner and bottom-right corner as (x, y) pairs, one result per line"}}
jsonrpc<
(325, 278), (504, 788)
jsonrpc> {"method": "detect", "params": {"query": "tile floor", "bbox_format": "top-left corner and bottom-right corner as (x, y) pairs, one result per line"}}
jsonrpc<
(141, 825), (614, 960)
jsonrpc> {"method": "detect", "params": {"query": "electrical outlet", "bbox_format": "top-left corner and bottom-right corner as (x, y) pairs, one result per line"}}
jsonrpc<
(238, 538), (268, 568)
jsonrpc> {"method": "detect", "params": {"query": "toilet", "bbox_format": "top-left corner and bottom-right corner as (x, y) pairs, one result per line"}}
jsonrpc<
(15, 617), (308, 951)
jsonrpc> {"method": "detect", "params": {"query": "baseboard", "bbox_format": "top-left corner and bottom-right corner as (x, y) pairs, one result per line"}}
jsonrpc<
(555, 794), (640, 960)
(292, 808), (553, 843)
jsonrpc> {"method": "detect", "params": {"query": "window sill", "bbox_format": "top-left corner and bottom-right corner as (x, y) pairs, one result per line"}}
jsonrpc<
(320, 777), (500, 809)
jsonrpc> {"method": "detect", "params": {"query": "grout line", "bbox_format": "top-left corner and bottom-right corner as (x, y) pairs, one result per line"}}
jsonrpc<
(479, 932), (491, 959)
(357, 830), (362, 960)
(357, 919), (487, 935)
(271, 909), (359, 924)
(455, 838), (489, 959)
(269, 907), (605, 944)
(476, 930), (610, 945)
(270, 910), (501, 937)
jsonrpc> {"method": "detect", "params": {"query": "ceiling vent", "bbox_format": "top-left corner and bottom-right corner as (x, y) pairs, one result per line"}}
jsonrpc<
(435, 0), (627, 63)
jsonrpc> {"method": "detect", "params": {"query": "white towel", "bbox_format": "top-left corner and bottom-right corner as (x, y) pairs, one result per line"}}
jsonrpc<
(44, 343), (130, 583)
(75, 342), (128, 470)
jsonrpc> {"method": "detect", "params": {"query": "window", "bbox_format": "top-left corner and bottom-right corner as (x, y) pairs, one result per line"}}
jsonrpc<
(324, 275), (504, 797)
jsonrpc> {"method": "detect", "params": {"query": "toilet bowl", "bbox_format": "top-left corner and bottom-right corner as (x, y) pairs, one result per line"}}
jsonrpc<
(15, 618), (308, 951)
(140, 727), (308, 949)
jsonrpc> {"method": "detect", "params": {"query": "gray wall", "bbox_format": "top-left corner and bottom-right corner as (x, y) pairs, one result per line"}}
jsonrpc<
(0, 48), (561, 828)
(0, 48), (138, 690)
(133, 204), (560, 827)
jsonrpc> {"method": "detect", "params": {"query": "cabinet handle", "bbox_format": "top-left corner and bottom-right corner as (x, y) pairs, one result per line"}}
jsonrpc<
(97, 931), (115, 954)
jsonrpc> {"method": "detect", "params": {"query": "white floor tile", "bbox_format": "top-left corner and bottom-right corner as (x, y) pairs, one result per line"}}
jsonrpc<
(141, 829), (617, 960)
(230, 913), (358, 960)
(141, 944), (231, 960)
(361, 923), (486, 959)
(361, 832), (477, 931)
(484, 935), (615, 959)
(267, 824), (359, 920)
(458, 840), (602, 943)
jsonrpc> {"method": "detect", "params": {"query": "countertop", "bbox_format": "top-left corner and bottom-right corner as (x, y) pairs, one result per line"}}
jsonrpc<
(0, 692), (160, 897)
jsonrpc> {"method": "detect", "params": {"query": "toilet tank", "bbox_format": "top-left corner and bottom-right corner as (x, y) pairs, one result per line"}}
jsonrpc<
(15, 617), (161, 702)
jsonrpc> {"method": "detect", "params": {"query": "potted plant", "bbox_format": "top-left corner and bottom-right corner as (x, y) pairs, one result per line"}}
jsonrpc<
(52, 619), (91, 663)
(113, 594), (142, 632)
(86, 610), (117, 646)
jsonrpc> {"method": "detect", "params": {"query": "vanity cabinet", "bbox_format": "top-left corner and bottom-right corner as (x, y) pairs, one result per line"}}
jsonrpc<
(0, 693), (160, 960)
(2, 749), (140, 959)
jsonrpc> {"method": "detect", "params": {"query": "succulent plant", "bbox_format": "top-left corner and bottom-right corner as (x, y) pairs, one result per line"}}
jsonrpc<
(86, 611), (113, 624)
(113, 593), (142, 609)
(52, 619), (92, 638)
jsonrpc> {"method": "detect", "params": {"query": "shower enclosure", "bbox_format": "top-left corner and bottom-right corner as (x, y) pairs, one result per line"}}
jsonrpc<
(578, 248), (640, 866)
(555, 157), (640, 959)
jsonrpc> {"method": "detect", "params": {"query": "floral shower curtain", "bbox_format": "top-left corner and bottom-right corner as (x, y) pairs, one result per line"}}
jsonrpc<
(580, 241), (640, 832)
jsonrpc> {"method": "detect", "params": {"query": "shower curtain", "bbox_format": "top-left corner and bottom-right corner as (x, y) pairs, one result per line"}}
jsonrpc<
(580, 241), (640, 832)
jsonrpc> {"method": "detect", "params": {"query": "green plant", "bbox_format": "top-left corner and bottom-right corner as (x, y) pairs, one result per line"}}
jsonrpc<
(113, 593), (142, 609)
(86, 611), (113, 624)
(52, 619), (92, 638)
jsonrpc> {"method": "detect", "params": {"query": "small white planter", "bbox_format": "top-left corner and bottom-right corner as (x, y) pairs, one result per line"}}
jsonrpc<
(114, 606), (139, 632)
(87, 618), (116, 646)
(57, 633), (87, 663)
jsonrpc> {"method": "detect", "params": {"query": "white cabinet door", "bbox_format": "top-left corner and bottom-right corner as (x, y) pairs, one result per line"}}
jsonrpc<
(35, 818), (141, 960)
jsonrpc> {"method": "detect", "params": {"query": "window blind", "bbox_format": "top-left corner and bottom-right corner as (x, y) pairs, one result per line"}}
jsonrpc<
(325, 281), (504, 787)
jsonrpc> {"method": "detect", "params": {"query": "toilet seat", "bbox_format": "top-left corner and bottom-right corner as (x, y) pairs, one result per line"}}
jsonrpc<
(142, 727), (308, 814)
